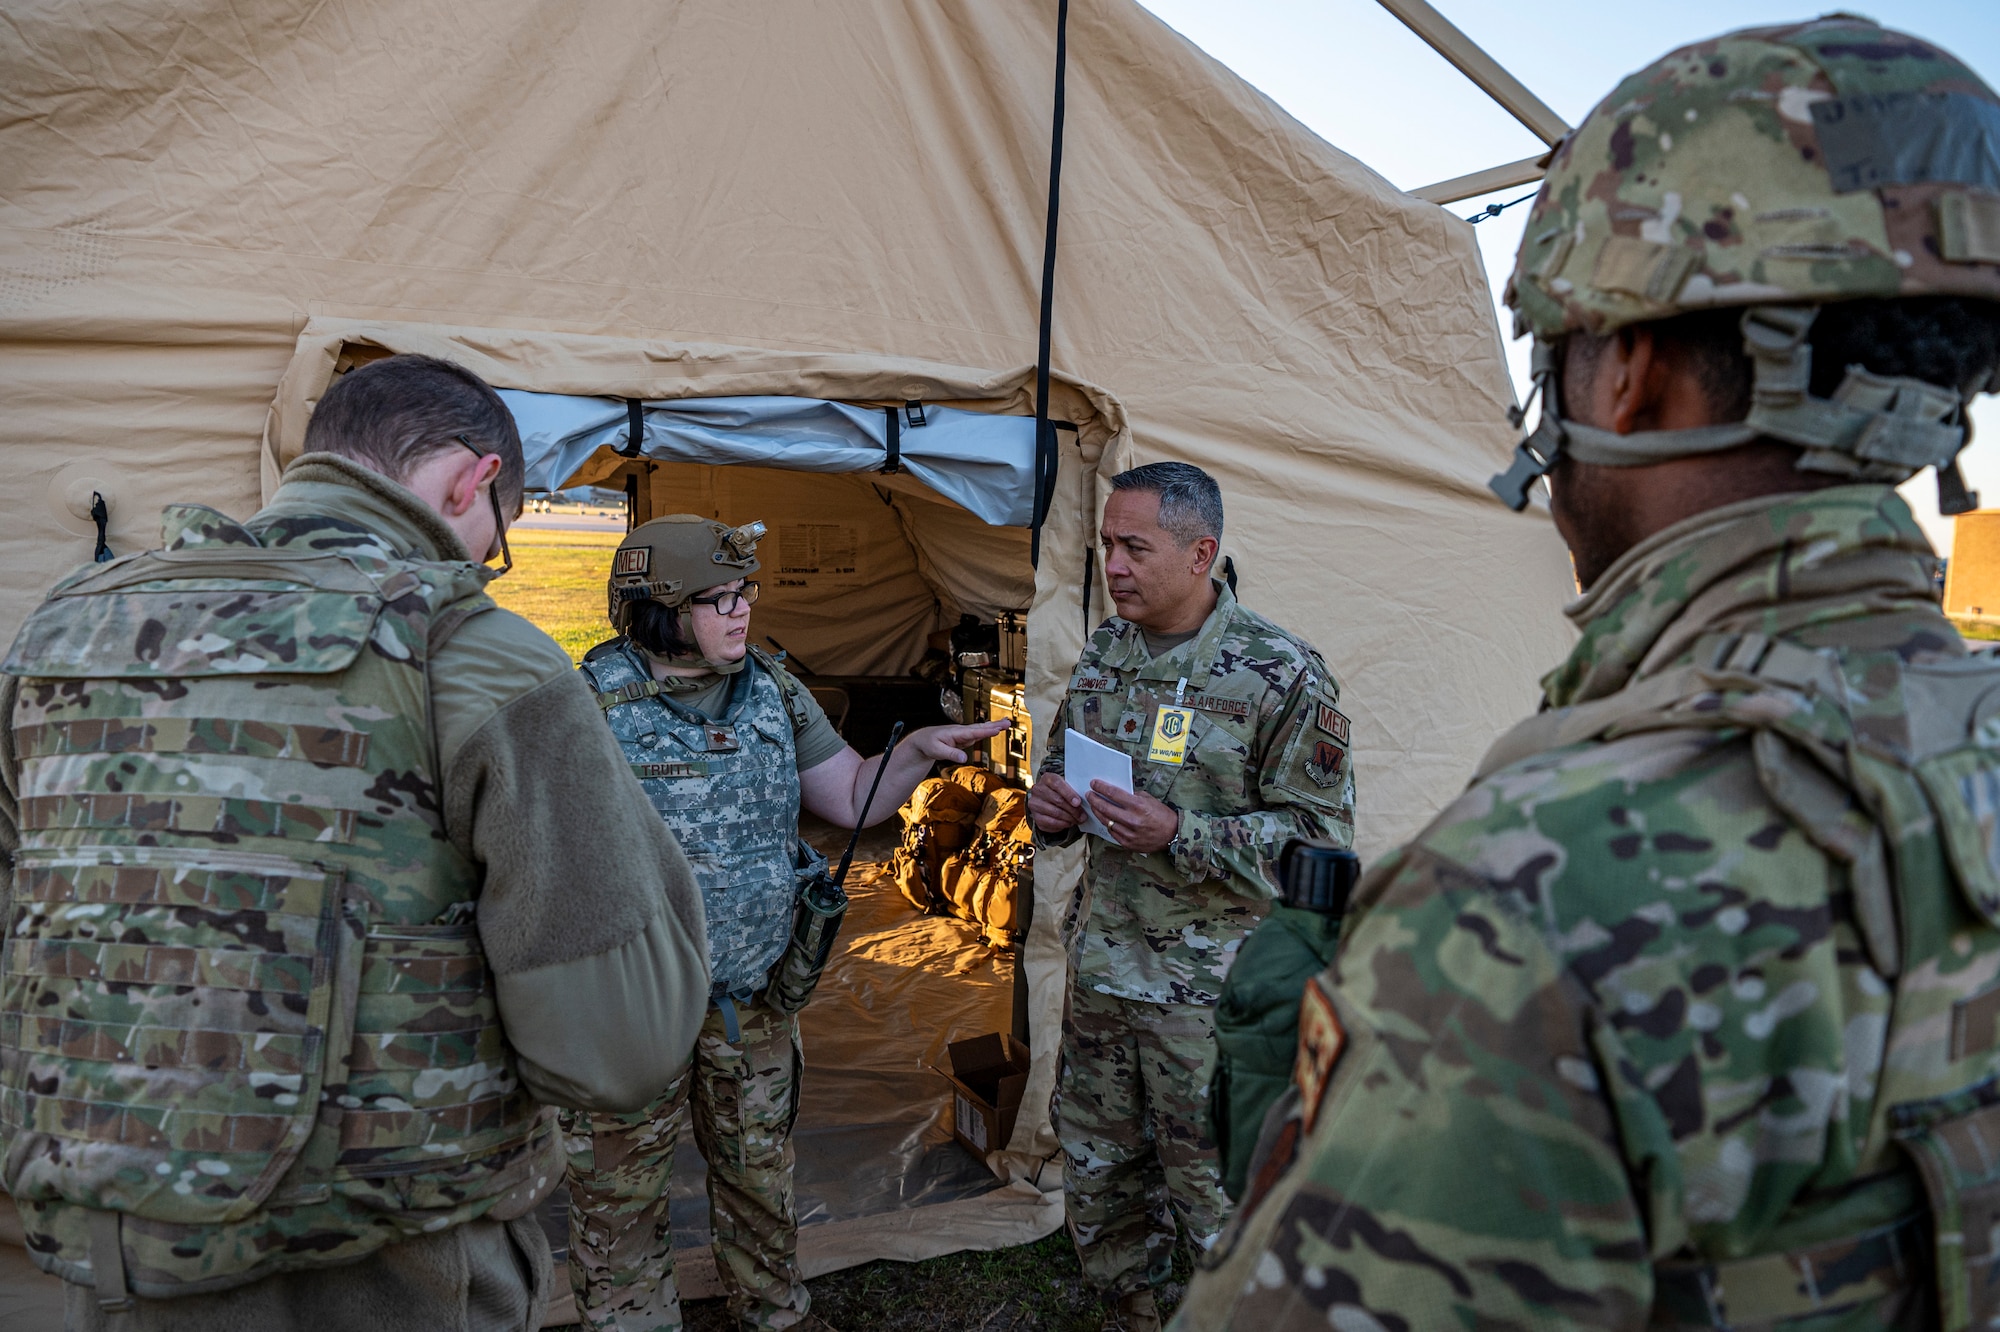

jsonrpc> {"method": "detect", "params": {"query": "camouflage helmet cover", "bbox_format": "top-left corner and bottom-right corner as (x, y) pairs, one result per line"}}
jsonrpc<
(1489, 15), (2000, 513)
(607, 514), (764, 629)
(1508, 14), (2000, 340)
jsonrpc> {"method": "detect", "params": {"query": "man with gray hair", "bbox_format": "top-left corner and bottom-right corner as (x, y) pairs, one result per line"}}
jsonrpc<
(1029, 461), (1354, 1331)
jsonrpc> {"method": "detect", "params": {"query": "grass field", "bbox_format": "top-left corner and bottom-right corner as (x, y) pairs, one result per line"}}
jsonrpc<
(1954, 618), (2000, 643)
(485, 528), (624, 662)
(496, 528), (1182, 1330)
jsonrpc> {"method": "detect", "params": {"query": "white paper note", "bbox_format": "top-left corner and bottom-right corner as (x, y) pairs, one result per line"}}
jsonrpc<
(1064, 728), (1134, 842)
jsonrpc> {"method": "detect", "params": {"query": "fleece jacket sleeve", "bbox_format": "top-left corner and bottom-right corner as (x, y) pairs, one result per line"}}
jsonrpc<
(433, 606), (711, 1114)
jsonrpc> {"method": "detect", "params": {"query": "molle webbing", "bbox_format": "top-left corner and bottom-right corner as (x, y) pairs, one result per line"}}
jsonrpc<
(583, 642), (803, 995)
(1651, 1211), (1926, 1327)
(596, 678), (667, 710)
(0, 518), (540, 1296)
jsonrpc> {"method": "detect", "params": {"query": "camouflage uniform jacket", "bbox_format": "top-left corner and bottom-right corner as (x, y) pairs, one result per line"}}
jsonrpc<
(1039, 583), (1353, 1006)
(1178, 486), (2000, 1331)
(578, 642), (814, 998)
(0, 456), (709, 1299)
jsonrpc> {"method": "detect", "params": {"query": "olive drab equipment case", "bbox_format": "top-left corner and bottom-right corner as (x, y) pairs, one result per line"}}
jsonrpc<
(1471, 630), (2000, 1330)
(0, 504), (549, 1299)
(891, 765), (1030, 947)
(1209, 841), (1357, 1202)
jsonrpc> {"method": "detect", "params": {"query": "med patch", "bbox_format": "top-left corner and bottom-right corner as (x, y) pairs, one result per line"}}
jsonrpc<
(1314, 702), (1350, 745)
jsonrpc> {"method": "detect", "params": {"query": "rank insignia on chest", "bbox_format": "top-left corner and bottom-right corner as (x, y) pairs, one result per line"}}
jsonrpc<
(1314, 703), (1350, 745)
(1149, 705), (1194, 766)
(1117, 712), (1143, 741)
(1294, 976), (1345, 1132)
(702, 725), (741, 753)
(1304, 740), (1345, 788)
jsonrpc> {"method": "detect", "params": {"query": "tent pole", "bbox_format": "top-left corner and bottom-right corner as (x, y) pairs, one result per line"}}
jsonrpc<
(1030, 0), (1069, 569)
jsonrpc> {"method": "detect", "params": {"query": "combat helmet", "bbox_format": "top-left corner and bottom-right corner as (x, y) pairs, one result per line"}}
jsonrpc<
(1492, 14), (2000, 513)
(607, 514), (766, 631)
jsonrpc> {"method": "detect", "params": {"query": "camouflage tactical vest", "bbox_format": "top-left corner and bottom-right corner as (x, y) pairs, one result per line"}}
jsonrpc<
(0, 504), (551, 1300)
(1477, 629), (2000, 1329)
(579, 642), (802, 997)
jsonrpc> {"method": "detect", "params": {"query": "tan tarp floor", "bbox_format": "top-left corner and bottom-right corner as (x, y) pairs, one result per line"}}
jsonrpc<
(533, 818), (1055, 1323)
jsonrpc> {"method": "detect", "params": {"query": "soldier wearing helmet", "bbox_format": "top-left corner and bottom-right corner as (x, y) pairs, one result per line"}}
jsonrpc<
(1176, 17), (2000, 1330)
(562, 515), (1004, 1332)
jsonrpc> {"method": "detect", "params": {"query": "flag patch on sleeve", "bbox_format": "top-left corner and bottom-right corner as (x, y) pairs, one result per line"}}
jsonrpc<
(1295, 976), (1346, 1132)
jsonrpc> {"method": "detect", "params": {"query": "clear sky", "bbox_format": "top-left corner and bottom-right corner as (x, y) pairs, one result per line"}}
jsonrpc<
(1136, 0), (2000, 551)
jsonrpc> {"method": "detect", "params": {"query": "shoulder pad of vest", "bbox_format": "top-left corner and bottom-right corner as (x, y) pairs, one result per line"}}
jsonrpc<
(751, 645), (800, 689)
(1903, 652), (2000, 759)
(747, 646), (816, 729)
(4, 551), (384, 680)
(581, 636), (627, 664)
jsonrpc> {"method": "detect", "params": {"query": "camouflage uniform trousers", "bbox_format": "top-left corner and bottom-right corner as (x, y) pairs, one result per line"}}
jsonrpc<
(1059, 978), (1228, 1296)
(559, 1001), (809, 1332)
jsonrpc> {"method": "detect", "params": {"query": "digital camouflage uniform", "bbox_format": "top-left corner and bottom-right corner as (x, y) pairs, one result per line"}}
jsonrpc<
(1180, 18), (2000, 1331)
(1040, 582), (1353, 1297)
(563, 640), (821, 1332)
(0, 455), (710, 1330)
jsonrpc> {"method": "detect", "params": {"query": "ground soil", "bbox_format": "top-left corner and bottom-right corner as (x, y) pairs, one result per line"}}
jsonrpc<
(677, 1232), (1191, 1331)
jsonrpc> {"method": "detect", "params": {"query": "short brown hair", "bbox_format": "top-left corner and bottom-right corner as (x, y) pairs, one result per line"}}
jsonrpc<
(304, 354), (525, 511)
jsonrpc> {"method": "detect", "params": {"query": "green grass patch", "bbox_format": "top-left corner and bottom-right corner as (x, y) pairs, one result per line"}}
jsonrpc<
(486, 529), (623, 663)
(1953, 618), (2000, 643)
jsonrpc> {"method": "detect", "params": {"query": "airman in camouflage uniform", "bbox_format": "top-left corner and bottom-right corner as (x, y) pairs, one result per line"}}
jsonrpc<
(566, 516), (1002, 1332)
(0, 355), (710, 1331)
(1178, 18), (2000, 1331)
(1031, 463), (1353, 1330)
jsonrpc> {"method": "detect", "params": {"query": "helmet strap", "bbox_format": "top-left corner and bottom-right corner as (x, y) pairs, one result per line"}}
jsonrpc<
(1487, 340), (1567, 510)
(1489, 305), (1978, 515)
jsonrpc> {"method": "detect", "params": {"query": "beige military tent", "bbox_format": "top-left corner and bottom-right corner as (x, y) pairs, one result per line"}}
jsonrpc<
(0, 0), (1577, 1314)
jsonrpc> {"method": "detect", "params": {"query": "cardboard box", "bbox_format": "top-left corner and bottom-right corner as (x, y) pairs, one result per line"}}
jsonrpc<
(936, 1032), (1032, 1158)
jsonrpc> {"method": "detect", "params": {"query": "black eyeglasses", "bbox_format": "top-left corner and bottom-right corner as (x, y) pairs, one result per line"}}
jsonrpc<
(689, 581), (760, 615)
(454, 435), (512, 576)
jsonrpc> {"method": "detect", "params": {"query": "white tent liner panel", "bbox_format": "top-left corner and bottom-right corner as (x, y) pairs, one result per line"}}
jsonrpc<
(500, 391), (1038, 526)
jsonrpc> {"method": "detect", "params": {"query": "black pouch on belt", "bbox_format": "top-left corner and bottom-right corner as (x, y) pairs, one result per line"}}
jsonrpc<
(764, 851), (847, 1015)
